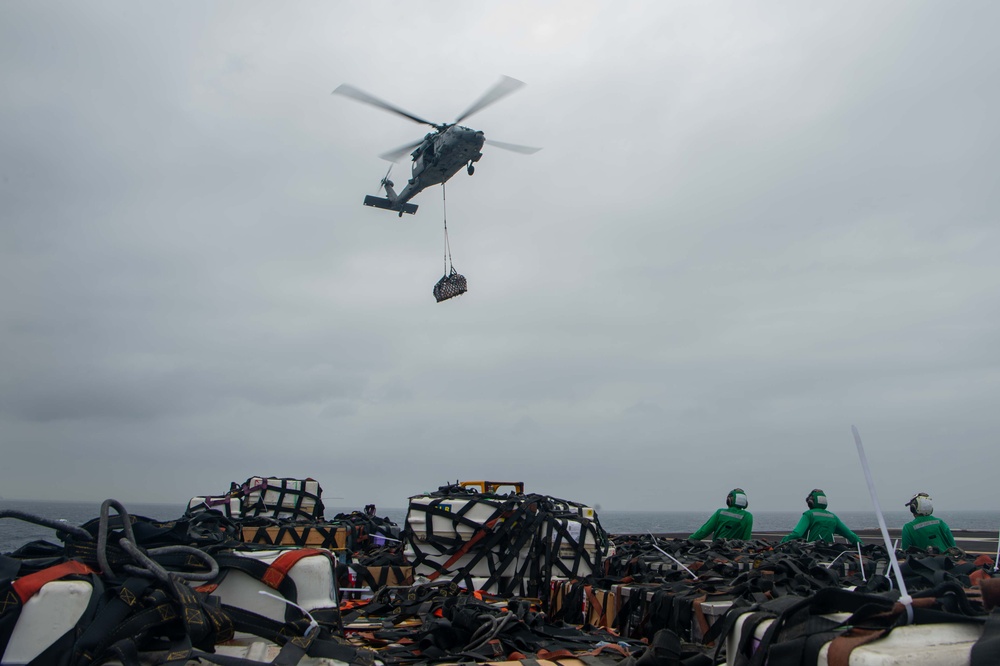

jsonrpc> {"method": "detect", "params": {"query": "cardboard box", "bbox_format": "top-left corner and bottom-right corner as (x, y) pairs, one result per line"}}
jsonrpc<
(691, 598), (733, 642)
(364, 565), (414, 588)
(586, 587), (618, 629)
(241, 524), (348, 549)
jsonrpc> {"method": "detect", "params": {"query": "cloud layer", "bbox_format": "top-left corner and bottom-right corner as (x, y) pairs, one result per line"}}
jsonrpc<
(2, 2), (999, 513)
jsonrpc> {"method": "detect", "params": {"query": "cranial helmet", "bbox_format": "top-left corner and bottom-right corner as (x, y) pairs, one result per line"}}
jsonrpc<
(806, 489), (828, 509)
(727, 488), (749, 509)
(906, 492), (934, 516)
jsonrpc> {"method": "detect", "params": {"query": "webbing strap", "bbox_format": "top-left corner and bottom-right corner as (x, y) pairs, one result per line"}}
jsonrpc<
(262, 549), (325, 589)
(10, 560), (95, 603)
(826, 627), (887, 666)
(74, 577), (151, 660)
(425, 512), (512, 581)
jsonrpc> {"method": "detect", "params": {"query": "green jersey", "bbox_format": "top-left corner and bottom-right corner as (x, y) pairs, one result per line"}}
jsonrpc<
(902, 516), (956, 551)
(781, 508), (860, 544)
(689, 507), (753, 540)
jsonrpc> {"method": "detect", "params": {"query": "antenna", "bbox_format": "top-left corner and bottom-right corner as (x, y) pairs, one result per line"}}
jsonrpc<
(852, 425), (913, 623)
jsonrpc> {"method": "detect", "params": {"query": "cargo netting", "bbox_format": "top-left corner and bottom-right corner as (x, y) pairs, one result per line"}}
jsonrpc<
(8, 498), (1000, 664)
(186, 476), (324, 522)
(433, 268), (467, 302)
(402, 483), (610, 600)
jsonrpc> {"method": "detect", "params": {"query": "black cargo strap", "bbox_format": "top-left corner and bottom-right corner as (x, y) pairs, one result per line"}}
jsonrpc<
(210, 605), (376, 666)
(208, 552), (303, 623)
(972, 607), (1000, 666)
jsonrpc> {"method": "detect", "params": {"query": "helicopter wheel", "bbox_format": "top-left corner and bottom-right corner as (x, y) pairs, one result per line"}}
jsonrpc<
(467, 163), (475, 176)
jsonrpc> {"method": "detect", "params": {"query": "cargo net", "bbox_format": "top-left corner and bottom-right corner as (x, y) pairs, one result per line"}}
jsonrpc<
(433, 268), (467, 302)
(239, 476), (324, 521)
(186, 476), (325, 523)
(401, 483), (610, 600)
(433, 183), (467, 303)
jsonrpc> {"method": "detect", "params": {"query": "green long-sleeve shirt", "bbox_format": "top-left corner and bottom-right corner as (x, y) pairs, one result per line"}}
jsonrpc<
(902, 516), (956, 551)
(689, 507), (753, 540)
(781, 508), (860, 544)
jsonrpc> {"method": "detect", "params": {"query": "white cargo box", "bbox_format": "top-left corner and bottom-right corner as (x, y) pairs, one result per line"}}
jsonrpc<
(404, 539), (532, 578)
(243, 477), (322, 521)
(187, 495), (242, 518)
(691, 599), (733, 642)
(543, 514), (603, 578)
(726, 610), (983, 666)
(209, 548), (339, 623)
(405, 496), (513, 542)
(3, 580), (94, 665)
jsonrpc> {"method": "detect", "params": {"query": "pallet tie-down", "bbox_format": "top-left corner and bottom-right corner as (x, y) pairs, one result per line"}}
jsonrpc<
(403, 488), (608, 601)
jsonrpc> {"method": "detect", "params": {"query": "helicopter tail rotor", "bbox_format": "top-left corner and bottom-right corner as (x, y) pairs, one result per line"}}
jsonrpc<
(377, 164), (398, 200)
(364, 164), (417, 214)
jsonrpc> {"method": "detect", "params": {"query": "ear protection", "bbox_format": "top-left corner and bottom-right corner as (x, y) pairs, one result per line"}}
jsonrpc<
(806, 489), (828, 509)
(906, 492), (933, 516)
(727, 488), (748, 509)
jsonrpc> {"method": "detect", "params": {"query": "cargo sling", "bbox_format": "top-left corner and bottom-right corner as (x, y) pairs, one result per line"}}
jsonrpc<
(433, 184), (468, 303)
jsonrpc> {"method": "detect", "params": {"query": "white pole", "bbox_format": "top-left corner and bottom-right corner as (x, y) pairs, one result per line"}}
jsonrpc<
(857, 542), (867, 582)
(993, 529), (1000, 573)
(852, 425), (913, 624)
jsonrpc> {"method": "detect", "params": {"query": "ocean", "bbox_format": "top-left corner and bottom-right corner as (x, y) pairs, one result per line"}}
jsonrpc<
(3, 499), (999, 554)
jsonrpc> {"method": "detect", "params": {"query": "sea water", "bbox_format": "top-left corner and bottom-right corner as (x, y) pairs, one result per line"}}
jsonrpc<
(3, 499), (1000, 553)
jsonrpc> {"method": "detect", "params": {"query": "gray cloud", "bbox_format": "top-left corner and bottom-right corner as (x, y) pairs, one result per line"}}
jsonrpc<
(2, 1), (999, 516)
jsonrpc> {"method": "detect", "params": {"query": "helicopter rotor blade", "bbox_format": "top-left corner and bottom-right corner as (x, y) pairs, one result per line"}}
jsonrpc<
(485, 138), (542, 155)
(453, 75), (526, 125)
(379, 138), (425, 163)
(332, 84), (438, 127)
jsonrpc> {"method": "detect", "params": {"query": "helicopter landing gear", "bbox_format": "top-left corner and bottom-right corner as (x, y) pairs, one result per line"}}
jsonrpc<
(467, 161), (475, 176)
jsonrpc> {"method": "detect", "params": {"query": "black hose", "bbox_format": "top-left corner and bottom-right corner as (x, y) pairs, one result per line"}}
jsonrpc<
(95, 499), (220, 583)
(123, 544), (220, 582)
(0, 508), (93, 541)
(97, 499), (138, 577)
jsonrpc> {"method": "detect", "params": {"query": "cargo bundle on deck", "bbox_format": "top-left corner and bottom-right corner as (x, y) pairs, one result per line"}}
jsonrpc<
(402, 481), (611, 599)
(5, 479), (1000, 665)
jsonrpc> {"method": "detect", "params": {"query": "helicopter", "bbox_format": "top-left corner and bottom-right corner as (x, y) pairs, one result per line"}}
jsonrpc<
(332, 76), (541, 216)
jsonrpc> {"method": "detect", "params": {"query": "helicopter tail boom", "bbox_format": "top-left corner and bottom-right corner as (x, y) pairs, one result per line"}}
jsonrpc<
(363, 195), (418, 215)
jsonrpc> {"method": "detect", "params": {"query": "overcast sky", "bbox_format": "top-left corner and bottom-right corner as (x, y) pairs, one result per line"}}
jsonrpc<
(2, 2), (998, 515)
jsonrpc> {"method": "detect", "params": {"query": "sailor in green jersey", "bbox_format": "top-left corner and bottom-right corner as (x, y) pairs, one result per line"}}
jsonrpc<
(781, 489), (861, 544)
(689, 488), (753, 540)
(901, 492), (956, 551)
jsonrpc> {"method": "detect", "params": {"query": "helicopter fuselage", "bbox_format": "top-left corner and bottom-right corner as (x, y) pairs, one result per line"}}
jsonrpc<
(393, 125), (485, 206)
(337, 75), (537, 216)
